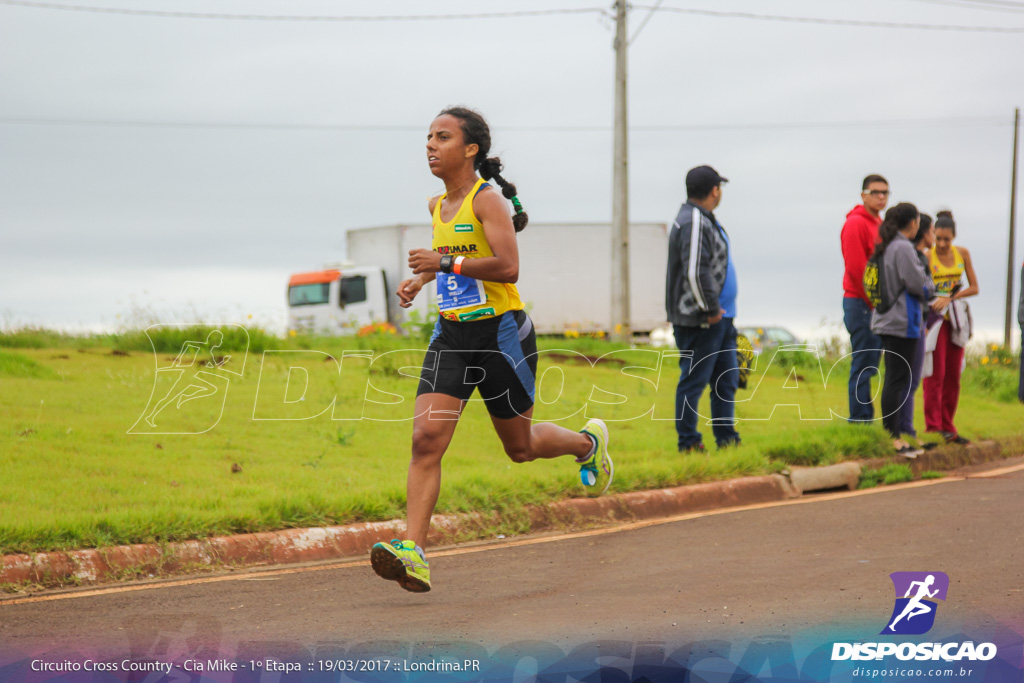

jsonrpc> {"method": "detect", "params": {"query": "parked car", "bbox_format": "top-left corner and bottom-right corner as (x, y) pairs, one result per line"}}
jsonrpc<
(736, 326), (801, 355)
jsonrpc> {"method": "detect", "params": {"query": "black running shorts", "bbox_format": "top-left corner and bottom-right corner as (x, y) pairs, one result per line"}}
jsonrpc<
(416, 309), (537, 419)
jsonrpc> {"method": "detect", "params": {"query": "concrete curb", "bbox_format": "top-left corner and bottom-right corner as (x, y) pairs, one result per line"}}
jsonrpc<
(1, 475), (797, 589)
(858, 439), (1002, 475)
(0, 442), (1003, 590)
(789, 462), (862, 493)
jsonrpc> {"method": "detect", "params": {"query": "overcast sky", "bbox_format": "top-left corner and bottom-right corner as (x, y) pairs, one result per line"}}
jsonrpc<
(1, 0), (1022, 343)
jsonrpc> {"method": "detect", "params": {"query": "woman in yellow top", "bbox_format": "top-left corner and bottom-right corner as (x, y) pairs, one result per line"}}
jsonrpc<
(369, 106), (613, 593)
(922, 210), (979, 444)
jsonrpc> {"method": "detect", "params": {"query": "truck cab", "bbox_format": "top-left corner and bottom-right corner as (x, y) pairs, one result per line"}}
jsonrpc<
(287, 265), (390, 335)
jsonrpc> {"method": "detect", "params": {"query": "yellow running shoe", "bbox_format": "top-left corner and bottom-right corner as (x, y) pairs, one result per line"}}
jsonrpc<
(578, 418), (613, 495)
(370, 539), (431, 593)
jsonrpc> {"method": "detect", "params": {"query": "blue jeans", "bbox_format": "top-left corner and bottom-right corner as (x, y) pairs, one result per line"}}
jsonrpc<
(673, 318), (741, 450)
(843, 297), (882, 422)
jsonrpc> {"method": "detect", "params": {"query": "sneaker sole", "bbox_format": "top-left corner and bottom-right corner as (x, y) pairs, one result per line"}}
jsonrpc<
(370, 544), (431, 593)
(588, 418), (614, 495)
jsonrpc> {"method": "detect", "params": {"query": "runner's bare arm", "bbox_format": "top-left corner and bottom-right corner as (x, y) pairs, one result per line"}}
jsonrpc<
(466, 187), (519, 283)
(397, 272), (434, 307)
(408, 188), (518, 282)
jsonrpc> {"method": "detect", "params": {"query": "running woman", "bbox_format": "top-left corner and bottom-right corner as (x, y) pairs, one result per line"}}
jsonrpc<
(922, 210), (978, 444)
(369, 106), (613, 593)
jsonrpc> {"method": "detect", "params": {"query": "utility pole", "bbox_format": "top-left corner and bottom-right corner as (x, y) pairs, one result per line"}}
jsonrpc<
(611, 0), (631, 343)
(1006, 107), (1020, 349)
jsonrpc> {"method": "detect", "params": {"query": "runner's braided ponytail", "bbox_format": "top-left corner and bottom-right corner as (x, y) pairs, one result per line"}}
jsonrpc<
(440, 106), (529, 233)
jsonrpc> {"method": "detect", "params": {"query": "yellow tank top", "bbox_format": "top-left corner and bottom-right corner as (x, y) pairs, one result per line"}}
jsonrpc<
(929, 246), (965, 297)
(431, 177), (523, 322)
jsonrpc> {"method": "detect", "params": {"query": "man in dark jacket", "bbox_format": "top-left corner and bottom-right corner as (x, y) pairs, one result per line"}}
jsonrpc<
(665, 165), (740, 452)
(841, 174), (889, 422)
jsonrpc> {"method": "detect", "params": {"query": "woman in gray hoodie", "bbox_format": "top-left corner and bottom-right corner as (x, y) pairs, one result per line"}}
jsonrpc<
(897, 213), (935, 450)
(870, 203), (936, 457)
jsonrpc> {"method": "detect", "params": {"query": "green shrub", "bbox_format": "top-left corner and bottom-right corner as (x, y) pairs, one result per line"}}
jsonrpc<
(113, 325), (276, 354)
(0, 327), (111, 350)
(962, 365), (1020, 404)
(859, 463), (913, 489)
(762, 423), (890, 466)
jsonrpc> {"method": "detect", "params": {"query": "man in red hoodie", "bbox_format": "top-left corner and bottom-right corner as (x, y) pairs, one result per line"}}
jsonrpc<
(841, 174), (889, 422)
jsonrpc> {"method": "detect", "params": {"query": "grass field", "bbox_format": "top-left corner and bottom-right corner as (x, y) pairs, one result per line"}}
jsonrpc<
(1, 328), (1021, 556)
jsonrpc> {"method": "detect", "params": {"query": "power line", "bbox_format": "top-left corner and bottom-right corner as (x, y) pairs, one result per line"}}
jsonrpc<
(0, 1), (608, 21)
(904, 0), (1024, 12)
(631, 116), (1011, 131)
(948, 0), (1024, 8)
(0, 115), (1011, 132)
(0, 116), (425, 131)
(628, 0), (664, 44)
(4, 0), (1024, 30)
(634, 5), (1024, 32)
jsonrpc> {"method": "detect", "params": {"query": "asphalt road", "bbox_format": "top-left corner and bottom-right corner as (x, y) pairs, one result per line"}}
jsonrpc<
(3, 459), (1023, 671)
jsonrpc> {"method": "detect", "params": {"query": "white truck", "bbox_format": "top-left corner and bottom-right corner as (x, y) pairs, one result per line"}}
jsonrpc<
(287, 222), (669, 336)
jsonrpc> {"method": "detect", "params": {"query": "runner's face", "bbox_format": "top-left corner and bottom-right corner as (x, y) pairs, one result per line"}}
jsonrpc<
(427, 115), (475, 178)
(934, 227), (954, 253)
(861, 182), (889, 214)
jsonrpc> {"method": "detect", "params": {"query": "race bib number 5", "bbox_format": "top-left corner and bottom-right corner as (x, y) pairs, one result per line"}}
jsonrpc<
(436, 272), (486, 311)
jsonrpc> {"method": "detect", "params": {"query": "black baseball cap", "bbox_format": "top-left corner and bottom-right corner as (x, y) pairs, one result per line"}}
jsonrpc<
(685, 165), (729, 198)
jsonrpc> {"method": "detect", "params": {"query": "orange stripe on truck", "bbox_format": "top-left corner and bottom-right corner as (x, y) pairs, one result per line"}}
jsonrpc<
(288, 270), (341, 286)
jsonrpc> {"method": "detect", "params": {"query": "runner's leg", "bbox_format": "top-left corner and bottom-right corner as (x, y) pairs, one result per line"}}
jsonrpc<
(489, 406), (592, 463)
(406, 392), (465, 547)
